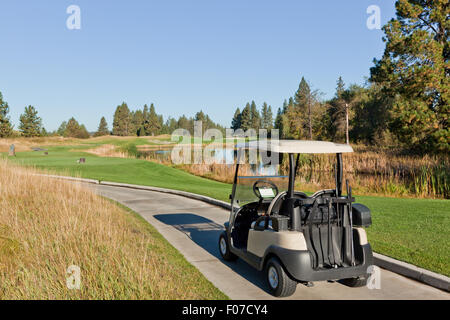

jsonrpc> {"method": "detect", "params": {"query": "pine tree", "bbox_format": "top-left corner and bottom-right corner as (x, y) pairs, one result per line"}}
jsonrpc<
(250, 101), (260, 132)
(260, 103), (274, 130)
(336, 76), (345, 98)
(144, 104), (161, 136)
(112, 102), (132, 136)
(231, 108), (241, 130)
(78, 124), (91, 139)
(131, 110), (144, 136)
(266, 105), (273, 131)
(143, 104), (149, 129)
(64, 118), (80, 137)
(370, 0), (449, 153)
(331, 77), (350, 143)
(274, 107), (284, 133)
(261, 103), (268, 129)
(19, 105), (42, 137)
(0, 92), (13, 137)
(293, 77), (312, 139)
(158, 114), (164, 134)
(65, 117), (90, 138)
(57, 121), (67, 136)
(166, 117), (178, 133)
(284, 98), (302, 139)
(240, 103), (252, 131)
(94, 117), (109, 137)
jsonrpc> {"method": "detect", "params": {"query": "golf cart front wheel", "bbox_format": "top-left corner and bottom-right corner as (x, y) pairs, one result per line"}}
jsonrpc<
(219, 232), (237, 261)
(265, 257), (297, 297)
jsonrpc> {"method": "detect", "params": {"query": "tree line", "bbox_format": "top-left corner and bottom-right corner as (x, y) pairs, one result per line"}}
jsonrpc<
(231, 101), (274, 133)
(110, 102), (225, 137)
(231, 1), (448, 154)
(0, 93), (224, 139)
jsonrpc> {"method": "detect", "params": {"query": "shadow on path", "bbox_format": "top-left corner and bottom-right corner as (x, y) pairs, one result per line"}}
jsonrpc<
(154, 213), (270, 293)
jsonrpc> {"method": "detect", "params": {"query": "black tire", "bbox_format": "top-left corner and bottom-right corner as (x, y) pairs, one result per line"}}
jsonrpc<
(218, 232), (238, 261)
(265, 257), (297, 297)
(340, 276), (368, 287)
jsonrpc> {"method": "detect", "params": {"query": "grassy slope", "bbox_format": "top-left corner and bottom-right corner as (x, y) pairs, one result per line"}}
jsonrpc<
(0, 159), (227, 299)
(4, 146), (449, 277)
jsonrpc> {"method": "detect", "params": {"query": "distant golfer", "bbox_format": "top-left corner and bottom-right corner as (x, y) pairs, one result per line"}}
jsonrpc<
(8, 144), (15, 157)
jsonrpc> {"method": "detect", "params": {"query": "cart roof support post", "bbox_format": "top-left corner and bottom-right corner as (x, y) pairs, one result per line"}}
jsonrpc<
(288, 153), (296, 198)
(336, 153), (343, 197)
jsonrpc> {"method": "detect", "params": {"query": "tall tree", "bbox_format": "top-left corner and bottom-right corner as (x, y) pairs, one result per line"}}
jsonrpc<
(144, 103), (161, 136)
(157, 114), (164, 134)
(336, 76), (346, 98)
(78, 124), (91, 139)
(293, 77), (317, 139)
(165, 117), (178, 133)
(94, 117), (109, 137)
(274, 107), (284, 136)
(57, 121), (67, 136)
(240, 103), (252, 131)
(370, 0), (449, 153)
(231, 108), (242, 130)
(40, 127), (48, 137)
(284, 98), (303, 139)
(177, 115), (194, 134)
(250, 101), (260, 132)
(112, 102), (132, 136)
(0, 92), (13, 137)
(132, 110), (144, 136)
(350, 84), (394, 145)
(260, 102), (274, 130)
(326, 78), (356, 144)
(19, 105), (42, 137)
(65, 117), (90, 138)
(195, 110), (208, 134)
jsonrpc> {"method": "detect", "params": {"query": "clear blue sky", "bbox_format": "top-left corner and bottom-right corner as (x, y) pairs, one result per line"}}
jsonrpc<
(0, 1), (396, 132)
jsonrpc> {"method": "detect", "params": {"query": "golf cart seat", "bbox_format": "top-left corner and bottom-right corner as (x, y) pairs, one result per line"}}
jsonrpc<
(251, 218), (273, 230)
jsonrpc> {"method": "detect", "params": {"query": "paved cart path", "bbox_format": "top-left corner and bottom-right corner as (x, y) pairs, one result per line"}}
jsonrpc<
(93, 184), (449, 300)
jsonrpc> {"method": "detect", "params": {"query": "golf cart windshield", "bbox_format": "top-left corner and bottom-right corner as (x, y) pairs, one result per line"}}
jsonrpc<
(234, 175), (288, 207)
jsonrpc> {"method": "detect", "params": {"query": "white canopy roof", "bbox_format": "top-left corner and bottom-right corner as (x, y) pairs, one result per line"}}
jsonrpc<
(236, 140), (353, 154)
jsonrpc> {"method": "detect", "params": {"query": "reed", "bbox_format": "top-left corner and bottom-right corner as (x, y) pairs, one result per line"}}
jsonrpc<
(82, 141), (450, 199)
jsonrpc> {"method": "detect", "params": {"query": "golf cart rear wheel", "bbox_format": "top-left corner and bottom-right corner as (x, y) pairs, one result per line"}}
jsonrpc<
(341, 276), (368, 287)
(219, 232), (237, 261)
(265, 257), (297, 297)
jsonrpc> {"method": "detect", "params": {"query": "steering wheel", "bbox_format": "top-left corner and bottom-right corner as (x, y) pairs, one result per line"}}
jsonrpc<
(252, 180), (279, 201)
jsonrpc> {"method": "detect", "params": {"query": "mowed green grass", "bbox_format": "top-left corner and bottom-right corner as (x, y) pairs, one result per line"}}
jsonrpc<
(4, 146), (449, 277)
(6, 146), (231, 201)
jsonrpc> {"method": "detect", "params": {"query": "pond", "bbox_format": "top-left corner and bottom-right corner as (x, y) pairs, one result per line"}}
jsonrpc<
(137, 147), (279, 176)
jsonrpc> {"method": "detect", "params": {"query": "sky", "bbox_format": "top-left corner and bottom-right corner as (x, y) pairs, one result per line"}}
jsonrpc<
(0, 1), (396, 132)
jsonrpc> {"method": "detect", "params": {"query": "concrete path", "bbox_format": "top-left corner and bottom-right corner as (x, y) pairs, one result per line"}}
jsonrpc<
(93, 184), (449, 300)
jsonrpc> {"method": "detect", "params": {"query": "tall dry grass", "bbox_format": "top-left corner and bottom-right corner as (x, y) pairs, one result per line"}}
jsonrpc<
(0, 136), (89, 153)
(141, 148), (449, 199)
(0, 160), (224, 299)
(74, 141), (450, 199)
(85, 144), (130, 158)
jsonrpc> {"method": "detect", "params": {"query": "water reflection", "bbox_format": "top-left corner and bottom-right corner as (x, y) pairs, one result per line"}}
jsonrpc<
(138, 148), (278, 176)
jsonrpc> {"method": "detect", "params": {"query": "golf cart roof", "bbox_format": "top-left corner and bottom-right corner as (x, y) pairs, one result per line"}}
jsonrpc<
(236, 140), (353, 154)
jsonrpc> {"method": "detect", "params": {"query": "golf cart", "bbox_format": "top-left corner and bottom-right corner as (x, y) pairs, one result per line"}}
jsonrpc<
(218, 140), (373, 297)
